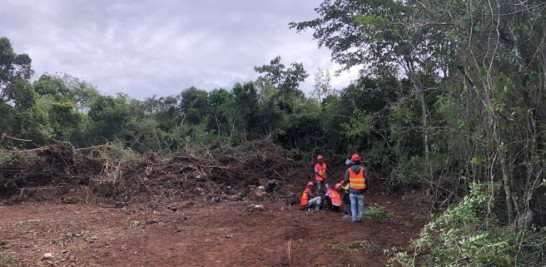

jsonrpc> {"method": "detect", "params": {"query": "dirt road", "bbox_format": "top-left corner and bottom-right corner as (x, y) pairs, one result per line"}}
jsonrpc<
(0, 192), (428, 266)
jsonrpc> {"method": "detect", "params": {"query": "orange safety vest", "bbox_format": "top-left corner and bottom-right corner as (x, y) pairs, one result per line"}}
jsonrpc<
(300, 187), (310, 206)
(348, 166), (366, 190)
(315, 163), (327, 181)
(328, 188), (342, 206)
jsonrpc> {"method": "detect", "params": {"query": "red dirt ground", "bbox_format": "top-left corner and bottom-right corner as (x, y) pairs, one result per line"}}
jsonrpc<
(0, 190), (429, 267)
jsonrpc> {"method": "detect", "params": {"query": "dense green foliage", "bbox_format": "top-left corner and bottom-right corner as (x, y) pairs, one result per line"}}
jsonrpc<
(0, 0), (545, 263)
(392, 183), (546, 266)
(290, 0), (546, 265)
(0, 41), (370, 156)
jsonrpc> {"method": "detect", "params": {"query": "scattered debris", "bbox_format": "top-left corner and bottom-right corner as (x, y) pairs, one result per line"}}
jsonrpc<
(195, 174), (207, 182)
(247, 204), (264, 212)
(266, 179), (280, 192)
(168, 206), (177, 212)
(227, 194), (244, 201)
(41, 252), (53, 260)
(254, 186), (266, 199)
(87, 236), (98, 243)
(210, 197), (221, 203)
(145, 166), (153, 176)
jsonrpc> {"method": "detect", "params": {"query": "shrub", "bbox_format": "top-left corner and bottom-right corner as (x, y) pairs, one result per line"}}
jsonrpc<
(364, 204), (394, 220)
(392, 183), (546, 266)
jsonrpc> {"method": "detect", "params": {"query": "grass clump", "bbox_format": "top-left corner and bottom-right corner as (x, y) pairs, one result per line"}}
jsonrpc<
(0, 253), (20, 266)
(327, 240), (380, 254)
(364, 204), (394, 219)
(51, 234), (74, 246)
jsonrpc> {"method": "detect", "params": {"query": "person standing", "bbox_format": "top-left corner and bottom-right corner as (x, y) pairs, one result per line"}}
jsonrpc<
(340, 154), (367, 223)
(300, 181), (321, 211)
(314, 155), (327, 196)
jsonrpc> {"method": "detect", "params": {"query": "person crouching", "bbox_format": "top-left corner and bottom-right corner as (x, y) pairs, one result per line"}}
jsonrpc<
(300, 181), (321, 211)
(324, 183), (342, 212)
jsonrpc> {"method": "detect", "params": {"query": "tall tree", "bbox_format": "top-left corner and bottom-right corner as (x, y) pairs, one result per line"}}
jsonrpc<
(254, 56), (308, 114)
(290, 0), (443, 165)
(312, 67), (334, 101)
(0, 37), (33, 102)
(87, 94), (130, 143)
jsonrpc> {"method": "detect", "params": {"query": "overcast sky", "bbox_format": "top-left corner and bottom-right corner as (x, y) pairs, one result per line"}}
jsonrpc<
(1, 0), (358, 99)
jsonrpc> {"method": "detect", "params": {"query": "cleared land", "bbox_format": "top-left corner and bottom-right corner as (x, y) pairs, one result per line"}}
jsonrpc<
(0, 191), (428, 266)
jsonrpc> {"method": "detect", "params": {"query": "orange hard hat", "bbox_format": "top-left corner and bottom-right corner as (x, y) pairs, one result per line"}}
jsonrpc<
(351, 154), (360, 162)
(307, 181), (314, 186)
(317, 155), (323, 160)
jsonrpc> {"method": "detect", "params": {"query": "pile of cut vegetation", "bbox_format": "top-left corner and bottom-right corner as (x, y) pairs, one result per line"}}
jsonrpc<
(0, 140), (308, 204)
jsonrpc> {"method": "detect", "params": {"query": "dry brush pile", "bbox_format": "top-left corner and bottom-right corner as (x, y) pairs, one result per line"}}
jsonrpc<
(0, 140), (309, 204)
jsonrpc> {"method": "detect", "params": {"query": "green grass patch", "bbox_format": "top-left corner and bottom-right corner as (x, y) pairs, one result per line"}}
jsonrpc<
(364, 204), (394, 219)
(327, 240), (380, 254)
(403, 221), (414, 229)
(51, 234), (74, 246)
(0, 253), (20, 266)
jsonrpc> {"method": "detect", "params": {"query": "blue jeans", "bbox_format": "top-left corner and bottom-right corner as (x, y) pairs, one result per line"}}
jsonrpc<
(349, 193), (364, 222)
(306, 196), (321, 211)
(345, 207), (352, 216)
(316, 181), (323, 195)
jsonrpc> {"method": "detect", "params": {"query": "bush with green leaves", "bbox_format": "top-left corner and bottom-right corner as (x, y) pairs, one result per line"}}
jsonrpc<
(0, 149), (40, 189)
(364, 204), (394, 220)
(391, 183), (546, 266)
(0, 150), (35, 168)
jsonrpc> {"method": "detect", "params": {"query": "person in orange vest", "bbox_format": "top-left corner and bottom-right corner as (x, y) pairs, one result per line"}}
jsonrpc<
(300, 181), (321, 211)
(340, 153), (368, 223)
(314, 155), (327, 196)
(324, 183), (342, 212)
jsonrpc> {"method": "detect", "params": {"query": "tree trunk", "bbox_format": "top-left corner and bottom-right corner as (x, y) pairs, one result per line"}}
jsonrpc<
(499, 143), (514, 223)
(419, 88), (430, 163)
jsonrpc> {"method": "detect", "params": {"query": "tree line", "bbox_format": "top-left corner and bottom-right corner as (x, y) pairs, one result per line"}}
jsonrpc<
(1, 42), (353, 154)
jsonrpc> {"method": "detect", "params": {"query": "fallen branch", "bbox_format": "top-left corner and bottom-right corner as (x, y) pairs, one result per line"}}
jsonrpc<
(0, 133), (33, 143)
(195, 164), (230, 170)
(76, 143), (109, 151)
(173, 155), (204, 162)
(394, 257), (410, 267)
(287, 238), (292, 266)
(274, 170), (289, 182)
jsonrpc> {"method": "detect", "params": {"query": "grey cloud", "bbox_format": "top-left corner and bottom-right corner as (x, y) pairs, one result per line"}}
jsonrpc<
(1, 0), (351, 99)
